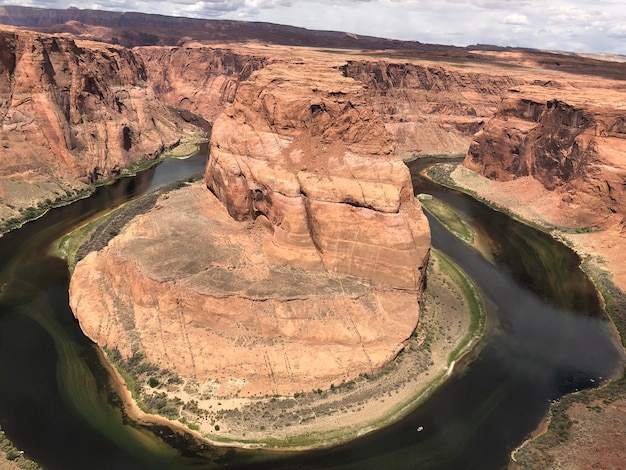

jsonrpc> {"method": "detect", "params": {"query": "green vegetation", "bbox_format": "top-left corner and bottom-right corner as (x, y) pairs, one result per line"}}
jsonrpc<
(417, 194), (474, 243)
(584, 260), (626, 346)
(432, 250), (485, 361)
(0, 187), (92, 236)
(0, 429), (41, 469)
(104, 348), (187, 421)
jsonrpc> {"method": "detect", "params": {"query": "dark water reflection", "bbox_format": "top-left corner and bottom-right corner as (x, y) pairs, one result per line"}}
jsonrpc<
(0, 154), (623, 469)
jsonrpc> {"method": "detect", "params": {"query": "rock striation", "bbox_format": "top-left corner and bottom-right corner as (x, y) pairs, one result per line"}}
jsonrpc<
(70, 60), (431, 397)
(342, 60), (520, 158)
(206, 61), (431, 289)
(135, 45), (268, 123)
(464, 84), (626, 222)
(0, 26), (201, 226)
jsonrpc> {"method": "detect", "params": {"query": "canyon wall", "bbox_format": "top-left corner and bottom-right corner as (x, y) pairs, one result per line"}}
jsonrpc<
(464, 84), (626, 222)
(138, 48), (523, 162)
(0, 26), (201, 227)
(135, 45), (268, 123)
(342, 60), (520, 158)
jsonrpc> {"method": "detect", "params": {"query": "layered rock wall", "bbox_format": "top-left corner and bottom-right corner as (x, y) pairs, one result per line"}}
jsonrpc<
(205, 61), (431, 290)
(342, 60), (520, 158)
(0, 27), (200, 224)
(135, 45), (268, 123)
(464, 86), (626, 220)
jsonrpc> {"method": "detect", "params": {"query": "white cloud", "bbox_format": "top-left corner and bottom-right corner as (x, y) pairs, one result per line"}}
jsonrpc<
(10, 0), (626, 54)
(503, 13), (529, 25)
(607, 23), (626, 38)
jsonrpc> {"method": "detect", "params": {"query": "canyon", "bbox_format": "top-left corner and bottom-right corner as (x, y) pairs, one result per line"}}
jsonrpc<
(1, 5), (625, 468)
(0, 26), (206, 231)
(462, 77), (626, 289)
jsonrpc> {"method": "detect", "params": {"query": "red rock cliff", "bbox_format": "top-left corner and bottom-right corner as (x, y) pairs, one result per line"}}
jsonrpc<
(342, 60), (520, 158)
(0, 26), (201, 226)
(206, 61), (431, 290)
(135, 45), (268, 123)
(464, 85), (626, 220)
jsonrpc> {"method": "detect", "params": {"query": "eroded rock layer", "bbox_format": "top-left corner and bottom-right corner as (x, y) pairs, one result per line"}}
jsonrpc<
(136, 45), (268, 122)
(70, 61), (431, 397)
(464, 84), (626, 222)
(0, 26), (201, 224)
(342, 60), (520, 158)
(206, 62), (431, 290)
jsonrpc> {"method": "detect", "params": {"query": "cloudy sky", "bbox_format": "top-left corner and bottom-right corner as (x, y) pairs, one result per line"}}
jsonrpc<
(6, 0), (626, 54)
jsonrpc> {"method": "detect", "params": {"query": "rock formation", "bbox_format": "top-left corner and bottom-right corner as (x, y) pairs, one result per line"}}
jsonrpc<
(70, 60), (431, 397)
(0, 26), (202, 227)
(4, 6), (626, 464)
(206, 61), (430, 288)
(342, 60), (520, 158)
(464, 83), (626, 222)
(135, 45), (267, 123)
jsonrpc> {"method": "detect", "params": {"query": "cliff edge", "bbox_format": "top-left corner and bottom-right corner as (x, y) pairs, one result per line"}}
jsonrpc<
(0, 26), (202, 230)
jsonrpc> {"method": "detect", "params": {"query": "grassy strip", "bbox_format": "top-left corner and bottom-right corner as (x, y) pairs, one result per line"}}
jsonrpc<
(583, 260), (626, 347)
(418, 194), (474, 243)
(0, 187), (93, 237)
(433, 250), (485, 361)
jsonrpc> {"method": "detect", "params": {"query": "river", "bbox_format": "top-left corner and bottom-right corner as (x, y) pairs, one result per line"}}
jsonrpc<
(0, 149), (623, 469)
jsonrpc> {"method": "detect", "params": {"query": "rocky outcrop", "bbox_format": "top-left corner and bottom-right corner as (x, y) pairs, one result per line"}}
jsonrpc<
(464, 85), (626, 220)
(342, 60), (520, 158)
(135, 45), (268, 123)
(206, 61), (431, 289)
(70, 60), (431, 397)
(70, 184), (427, 397)
(0, 26), (202, 226)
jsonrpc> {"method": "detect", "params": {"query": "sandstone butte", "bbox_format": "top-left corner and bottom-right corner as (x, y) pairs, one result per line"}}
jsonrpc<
(69, 57), (432, 397)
